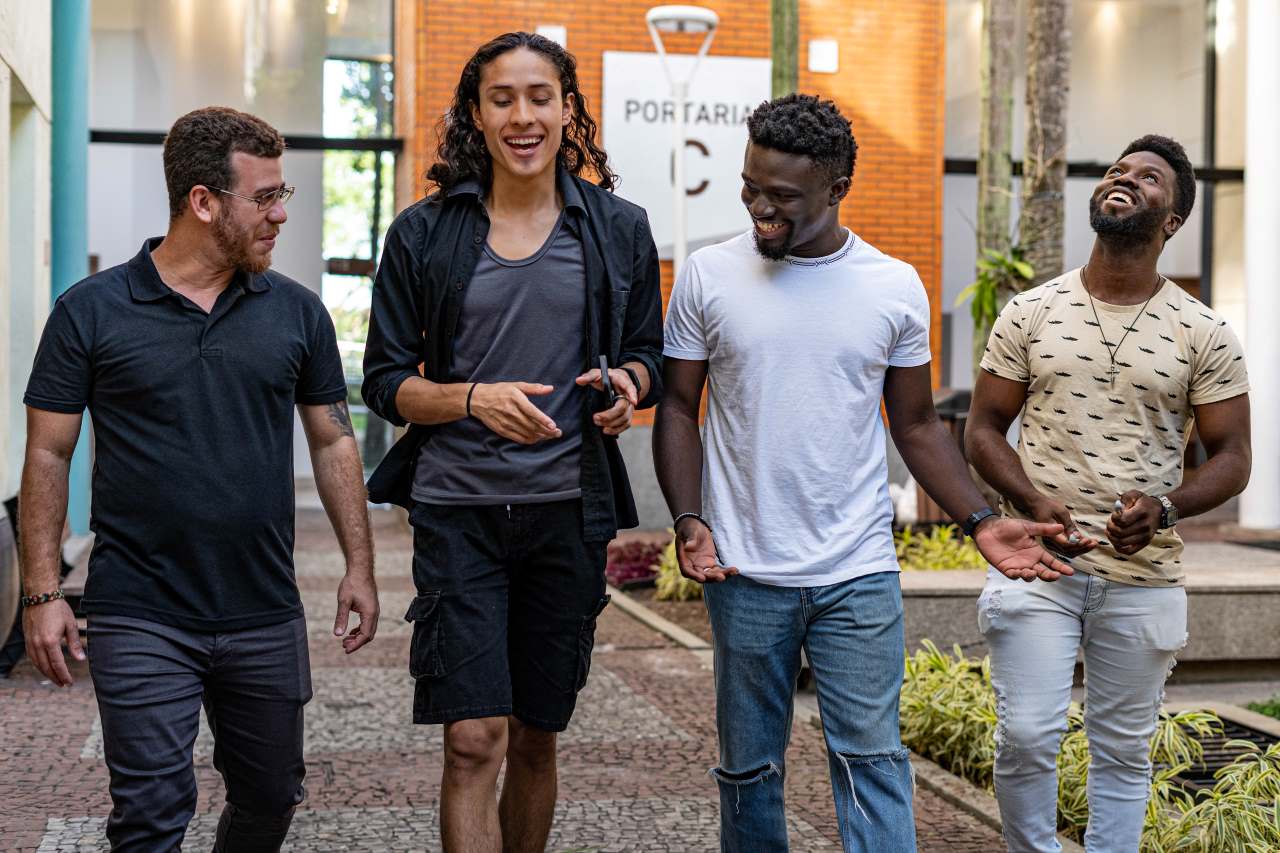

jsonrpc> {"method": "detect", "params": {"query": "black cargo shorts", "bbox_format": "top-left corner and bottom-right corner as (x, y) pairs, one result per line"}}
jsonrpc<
(405, 499), (610, 732)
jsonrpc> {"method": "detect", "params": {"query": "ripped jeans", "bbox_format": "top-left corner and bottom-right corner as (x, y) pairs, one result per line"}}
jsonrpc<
(978, 567), (1188, 853)
(703, 571), (915, 853)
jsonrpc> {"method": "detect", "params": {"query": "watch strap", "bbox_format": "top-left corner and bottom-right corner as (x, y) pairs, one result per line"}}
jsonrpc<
(961, 508), (998, 538)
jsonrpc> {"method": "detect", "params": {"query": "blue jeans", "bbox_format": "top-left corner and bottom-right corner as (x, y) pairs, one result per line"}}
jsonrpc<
(978, 568), (1187, 853)
(703, 571), (916, 853)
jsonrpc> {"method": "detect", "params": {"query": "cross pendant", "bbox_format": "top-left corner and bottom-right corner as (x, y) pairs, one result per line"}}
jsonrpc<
(1107, 363), (1120, 386)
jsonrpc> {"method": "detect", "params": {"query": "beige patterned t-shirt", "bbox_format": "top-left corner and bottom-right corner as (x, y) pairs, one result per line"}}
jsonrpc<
(980, 268), (1249, 586)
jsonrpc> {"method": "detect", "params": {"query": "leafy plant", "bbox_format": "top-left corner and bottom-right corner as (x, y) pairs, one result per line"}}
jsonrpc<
(605, 538), (666, 588)
(955, 246), (1035, 330)
(895, 525), (987, 571)
(900, 640), (998, 787)
(654, 532), (703, 602)
(900, 642), (1280, 850)
(1246, 695), (1280, 722)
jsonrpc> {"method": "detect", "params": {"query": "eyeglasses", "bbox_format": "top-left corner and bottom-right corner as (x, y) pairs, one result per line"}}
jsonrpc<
(207, 185), (296, 211)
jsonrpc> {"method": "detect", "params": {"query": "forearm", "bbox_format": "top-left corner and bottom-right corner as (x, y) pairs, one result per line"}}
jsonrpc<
(310, 438), (374, 577)
(966, 425), (1047, 514)
(394, 376), (474, 426)
(653, 406), (704, 517)
(894, 419), (988, 521)
(18, 451), (71, 594)
(1166, 448), (1251, 519)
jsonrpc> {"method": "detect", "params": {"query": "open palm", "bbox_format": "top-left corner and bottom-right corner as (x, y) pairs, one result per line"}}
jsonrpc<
(974, 518), (1073, 582)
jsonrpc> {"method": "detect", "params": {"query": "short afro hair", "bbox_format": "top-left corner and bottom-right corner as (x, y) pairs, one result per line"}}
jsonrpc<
(746, 94), (857, 183)
(1117, 134), (1196, 221)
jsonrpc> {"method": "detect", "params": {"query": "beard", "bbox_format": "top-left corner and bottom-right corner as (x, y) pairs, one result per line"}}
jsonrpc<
(752, 229), (793, 261)
(1089, 195), (1169, 250)
(212, 206), (272, 274)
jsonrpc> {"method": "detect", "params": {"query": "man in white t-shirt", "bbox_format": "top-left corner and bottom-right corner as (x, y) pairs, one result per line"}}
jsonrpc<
(653, 93), (1070, 853)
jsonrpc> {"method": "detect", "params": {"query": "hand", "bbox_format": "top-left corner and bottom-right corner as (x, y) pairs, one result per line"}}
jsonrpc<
(22, 598), (84, 686)
(674, 517), (738, 584)
(973, 518), (1075, 582)
(470, 382), (562, 445)
(1107, 491), (1162, 556)
(575, 368), (638, 436)
(334, 572), (380, 654)
(1027, 497), (1097, 558)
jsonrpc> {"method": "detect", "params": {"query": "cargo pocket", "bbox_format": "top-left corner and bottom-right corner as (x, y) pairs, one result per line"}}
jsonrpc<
(573, 596), (612, 692)
(405, 592), (445, 679)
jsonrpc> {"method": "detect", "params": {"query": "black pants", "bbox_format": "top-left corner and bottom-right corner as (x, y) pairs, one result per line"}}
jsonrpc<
(86, 614), (312, 852)
(407, 499), (610, 731)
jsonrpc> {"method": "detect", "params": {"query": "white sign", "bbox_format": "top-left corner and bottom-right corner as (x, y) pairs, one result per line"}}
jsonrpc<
(602, 51), (771, 259)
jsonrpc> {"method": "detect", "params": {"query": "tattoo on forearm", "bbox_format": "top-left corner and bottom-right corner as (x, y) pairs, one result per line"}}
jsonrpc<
(326, 401), (355, 438)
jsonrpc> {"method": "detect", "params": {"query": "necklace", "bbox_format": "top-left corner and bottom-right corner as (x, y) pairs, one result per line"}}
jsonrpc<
(1081, 265), (1164, 387)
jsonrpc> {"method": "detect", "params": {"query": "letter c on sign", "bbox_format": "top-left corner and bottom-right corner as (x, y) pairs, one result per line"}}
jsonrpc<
(670, 139), (711, 196)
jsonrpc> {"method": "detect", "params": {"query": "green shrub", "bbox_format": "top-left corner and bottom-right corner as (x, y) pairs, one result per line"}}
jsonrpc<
(653, 533), (703, 602)
(895, 525), (987, 571)
(1246, 695), (1280, 721)
(902, 642), (1280, 850)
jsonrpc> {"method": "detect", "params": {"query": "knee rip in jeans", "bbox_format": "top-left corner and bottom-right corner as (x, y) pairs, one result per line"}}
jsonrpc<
(709, 761), (781, 815)
(991, 681), (1015, 769)
(833, 748), (911, 829)
(1148, 632), (1190, 742)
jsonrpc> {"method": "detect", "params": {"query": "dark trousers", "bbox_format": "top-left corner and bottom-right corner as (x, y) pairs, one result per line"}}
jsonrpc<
(86, 614), (312, 852)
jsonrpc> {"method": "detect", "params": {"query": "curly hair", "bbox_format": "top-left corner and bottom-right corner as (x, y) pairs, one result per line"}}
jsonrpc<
(162, 107), (284, 220)
(746, 94), (857, 183)
(426, 33), (616, 195)
(1117, 134), (1196, 221)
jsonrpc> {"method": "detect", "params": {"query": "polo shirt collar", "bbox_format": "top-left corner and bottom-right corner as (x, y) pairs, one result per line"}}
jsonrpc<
(445, 169), (588, 215)
(127, 237), (271, 302)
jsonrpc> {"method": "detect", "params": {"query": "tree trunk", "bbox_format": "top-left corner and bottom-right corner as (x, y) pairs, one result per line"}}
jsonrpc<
(974, 0), (1017, 380)
(1019, 0), (1072, 286)
(771, 0), (798, 98)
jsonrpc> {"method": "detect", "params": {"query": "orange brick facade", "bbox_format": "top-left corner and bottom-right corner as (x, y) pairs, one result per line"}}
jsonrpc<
(402, 1), (945, 397)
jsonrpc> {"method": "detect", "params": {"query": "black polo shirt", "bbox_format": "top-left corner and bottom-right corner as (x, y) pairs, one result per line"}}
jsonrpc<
(24, 238), (347, 631)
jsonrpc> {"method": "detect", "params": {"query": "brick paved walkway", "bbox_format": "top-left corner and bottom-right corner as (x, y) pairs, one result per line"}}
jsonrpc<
(0, 509), (1003, 851)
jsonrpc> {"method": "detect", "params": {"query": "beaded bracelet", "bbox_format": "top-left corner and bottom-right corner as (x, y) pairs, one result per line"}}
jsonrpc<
(20, 589), (65, 608)
(673, 512), (713, 534)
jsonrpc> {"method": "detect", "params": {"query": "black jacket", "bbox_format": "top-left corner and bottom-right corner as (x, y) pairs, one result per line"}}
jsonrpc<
(361, 170), (664, 539)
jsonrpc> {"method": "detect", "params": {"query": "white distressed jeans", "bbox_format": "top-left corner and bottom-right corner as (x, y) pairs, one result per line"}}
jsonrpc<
(977, 567), (1188, 853)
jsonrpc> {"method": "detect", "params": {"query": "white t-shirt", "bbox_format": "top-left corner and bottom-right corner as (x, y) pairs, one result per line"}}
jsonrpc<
(663, 230), (932, 587)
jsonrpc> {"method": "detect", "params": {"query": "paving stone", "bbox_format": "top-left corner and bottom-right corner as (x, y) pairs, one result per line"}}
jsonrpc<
(37, 800), (838, 852)
(0, 510), (1005, 851)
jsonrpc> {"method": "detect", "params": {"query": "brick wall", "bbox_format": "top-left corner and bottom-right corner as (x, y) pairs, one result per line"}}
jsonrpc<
(404, 1), (945, 393)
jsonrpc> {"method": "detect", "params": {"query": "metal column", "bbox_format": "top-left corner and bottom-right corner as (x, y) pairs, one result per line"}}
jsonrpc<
(51, 0), (91, 534)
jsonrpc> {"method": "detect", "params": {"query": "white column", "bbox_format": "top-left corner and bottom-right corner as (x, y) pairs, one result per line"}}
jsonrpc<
(1240, 0), (1280, 528)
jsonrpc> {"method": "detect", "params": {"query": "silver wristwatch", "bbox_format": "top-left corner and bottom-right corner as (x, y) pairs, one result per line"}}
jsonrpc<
(1156, 495), (1178, 529)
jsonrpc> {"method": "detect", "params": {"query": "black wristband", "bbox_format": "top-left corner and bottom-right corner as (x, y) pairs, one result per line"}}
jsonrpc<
(961, 507), (997, 537)
(465, 382), (479, 418)
(620, 366), (641, 400)
(673, 512), (712, 534)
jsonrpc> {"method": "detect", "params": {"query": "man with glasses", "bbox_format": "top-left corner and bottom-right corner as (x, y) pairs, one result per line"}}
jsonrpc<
(19, 106), (378, 851)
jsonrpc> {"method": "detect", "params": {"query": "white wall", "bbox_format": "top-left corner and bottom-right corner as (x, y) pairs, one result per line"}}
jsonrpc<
(90, 2), (331, 478)
(1, 0), (52, 498)
(943, 0), (1234, 388)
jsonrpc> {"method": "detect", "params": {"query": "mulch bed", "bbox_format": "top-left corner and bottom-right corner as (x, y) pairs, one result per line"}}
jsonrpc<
(622, 586), (713, 646)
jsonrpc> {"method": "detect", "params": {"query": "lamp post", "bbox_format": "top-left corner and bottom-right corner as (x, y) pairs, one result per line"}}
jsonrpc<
(646, 5), (719, 276)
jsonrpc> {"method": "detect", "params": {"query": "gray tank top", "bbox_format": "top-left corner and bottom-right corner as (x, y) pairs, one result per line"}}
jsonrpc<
(412, 211), (588, 505)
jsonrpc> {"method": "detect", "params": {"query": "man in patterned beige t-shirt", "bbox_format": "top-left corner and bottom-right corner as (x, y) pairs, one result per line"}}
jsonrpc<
(966, 135), (1252, 853)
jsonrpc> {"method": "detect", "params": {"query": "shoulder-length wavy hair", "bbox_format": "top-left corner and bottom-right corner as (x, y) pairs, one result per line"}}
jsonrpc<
(426, 32), (617, 195)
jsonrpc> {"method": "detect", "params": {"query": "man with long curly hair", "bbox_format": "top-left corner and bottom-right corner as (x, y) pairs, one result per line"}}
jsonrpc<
(361, 32), (663, 853)
(654, 94), (1070, 852)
